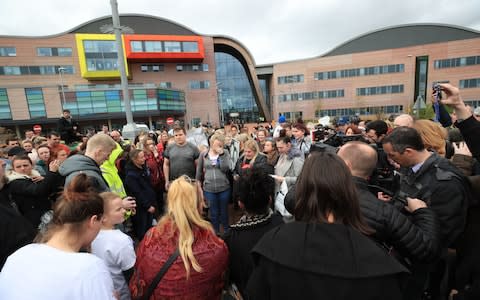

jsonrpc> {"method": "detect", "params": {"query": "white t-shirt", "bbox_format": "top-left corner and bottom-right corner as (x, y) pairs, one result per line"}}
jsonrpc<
(0, 243), (116, 300)
(92, 229), (136, 300)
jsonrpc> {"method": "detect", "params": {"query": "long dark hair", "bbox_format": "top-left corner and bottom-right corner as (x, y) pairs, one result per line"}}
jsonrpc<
(294, 152), (372, 235)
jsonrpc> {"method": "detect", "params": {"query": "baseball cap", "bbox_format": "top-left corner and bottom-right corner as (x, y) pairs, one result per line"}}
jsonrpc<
(278, 115), (286, 123)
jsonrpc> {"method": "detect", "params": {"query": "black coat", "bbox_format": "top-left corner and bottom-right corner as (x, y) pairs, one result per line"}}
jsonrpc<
(124, 162), (156, 210)
(456, 116), (480, 161)
(0, 185), (35, 270)
(453, 115), (480, 300)
(354, 177), (440, 263)
(401, 153), (468, 250)
(57, 116), (79, 145)
(246, 222), (409, 300)
(7, 171), (64, 227)
(224, 212), (284, 296)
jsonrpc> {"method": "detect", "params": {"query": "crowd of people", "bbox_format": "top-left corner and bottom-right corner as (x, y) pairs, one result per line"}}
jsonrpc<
(0, 83), (479, 299)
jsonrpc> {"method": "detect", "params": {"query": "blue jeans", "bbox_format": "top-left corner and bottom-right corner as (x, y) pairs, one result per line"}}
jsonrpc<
(204, 189), (231, 234)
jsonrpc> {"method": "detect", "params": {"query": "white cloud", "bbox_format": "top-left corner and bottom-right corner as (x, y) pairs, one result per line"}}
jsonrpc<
(1, 0), (479, 64)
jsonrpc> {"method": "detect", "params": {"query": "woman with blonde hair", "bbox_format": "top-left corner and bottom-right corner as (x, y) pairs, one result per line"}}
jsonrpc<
(414, 119), (448, 157)
(129, 176), (228, 299)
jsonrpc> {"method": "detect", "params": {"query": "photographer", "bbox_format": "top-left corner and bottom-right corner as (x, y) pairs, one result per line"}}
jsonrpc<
(338, 142), (439, 265)
(366, 120), (396, 192)
(383, 127), (469, 299)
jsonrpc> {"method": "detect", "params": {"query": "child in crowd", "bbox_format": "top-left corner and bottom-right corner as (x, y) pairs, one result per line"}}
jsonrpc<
(91, 192), (136, 300)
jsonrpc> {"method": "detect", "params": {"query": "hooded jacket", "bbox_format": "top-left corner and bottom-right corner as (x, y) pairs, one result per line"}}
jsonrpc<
(7, 169), (63, 227)
(59, 154), (109, 192)
(100, 143), (126, 198)
(196, 150), (232, 193)
(274, 147), (304, 193)
(246, 222), (409, 300)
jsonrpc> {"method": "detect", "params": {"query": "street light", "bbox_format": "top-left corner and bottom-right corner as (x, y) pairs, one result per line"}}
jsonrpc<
(58, 67), (66, 108)
(217, 88), (225, 126)
(216, 82), (225, 126)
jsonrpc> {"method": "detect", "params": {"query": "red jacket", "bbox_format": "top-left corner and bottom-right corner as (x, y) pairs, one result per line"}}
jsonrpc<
(130, 219), (228, 299)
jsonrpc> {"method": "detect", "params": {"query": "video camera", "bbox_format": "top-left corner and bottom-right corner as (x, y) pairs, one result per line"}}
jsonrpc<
(368, 178), (426, 207)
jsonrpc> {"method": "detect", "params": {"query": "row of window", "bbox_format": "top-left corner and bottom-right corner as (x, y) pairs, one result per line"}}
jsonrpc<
(130, 41), (199, 53)
(279, 111), (303, 121)
(278, 89), (345, 102)
(465, 100), (480, 108)
(460, 78), (480, 89)
(0, 46), (73, 57)
(86, 59), (118, 71)
(0, 65), (74, 76)
(315, 64), (404, 80)
(357, 85), (404, 96)
(37, 47), (72, 57)
(176, 64), (209, 72)
(189, 80), (210, 89)
(141, 64), (164, 72)
(316, 105), (404, 118)
(277, 74), (304, 85)
(434, 55), (480, 69)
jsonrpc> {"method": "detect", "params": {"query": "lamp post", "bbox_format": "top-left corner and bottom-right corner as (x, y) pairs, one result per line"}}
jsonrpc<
(216, 82), (225, 127)
(58, 67), (66, 108)
(217, 88), (225, 126)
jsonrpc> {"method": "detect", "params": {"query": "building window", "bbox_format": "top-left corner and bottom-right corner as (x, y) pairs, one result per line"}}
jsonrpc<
(145, 41), (163, 52)
(280, 111), (303, 121)
(278, 74), (304, 84)
(131, 41), (143, 52)
(315, 105), (404, 118)
(277, 89), (344, 102)
(164, 41), (181, 53)
(0, 66), (21, 75)
(83, 40), (118, 72)
(356, 84), (404, 96)
(459, 78), (480, 89)
(435, 56), (480, 69)
(130, 40), (200, 53)
(315, 64), (404, 80)
(140, 64), (164, 72)
(25, 88), (46, 118)
(0, 47), (16, 57)
(159, 82), (172, 88)
(189, 80), (210, 89)
(176, 64), (208, 72)
(37, 47), (72, 57)
(0, 88), (12, 119)
(0, 65), (74, 76)
(182, 41), (199, 52)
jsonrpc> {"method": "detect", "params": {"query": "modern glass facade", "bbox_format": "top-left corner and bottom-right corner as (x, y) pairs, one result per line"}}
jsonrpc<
(215, 52), (259, 123)
(25, 88), (46, 118)
(61, 87), (185, 116)
(0, 88), (12, 119)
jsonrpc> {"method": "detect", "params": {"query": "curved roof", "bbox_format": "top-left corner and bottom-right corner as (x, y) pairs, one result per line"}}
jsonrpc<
(70, 13), (200, 35)
(322, 23), (480, 57)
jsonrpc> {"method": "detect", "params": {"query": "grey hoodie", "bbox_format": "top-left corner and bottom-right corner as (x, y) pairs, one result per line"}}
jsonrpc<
(59, 154), (109, 192)
(196, 151), (232, 193)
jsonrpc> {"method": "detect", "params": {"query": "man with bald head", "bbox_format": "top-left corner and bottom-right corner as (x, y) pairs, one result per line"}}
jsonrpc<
(337, 141), (439, 264)
(394, 114), (415, 128)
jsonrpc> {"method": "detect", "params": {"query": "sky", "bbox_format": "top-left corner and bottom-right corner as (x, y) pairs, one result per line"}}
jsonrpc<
(1, 0), (479, 65)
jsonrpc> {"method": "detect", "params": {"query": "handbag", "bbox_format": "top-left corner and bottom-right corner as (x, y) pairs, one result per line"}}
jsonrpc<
(134, 248), (180, 300)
